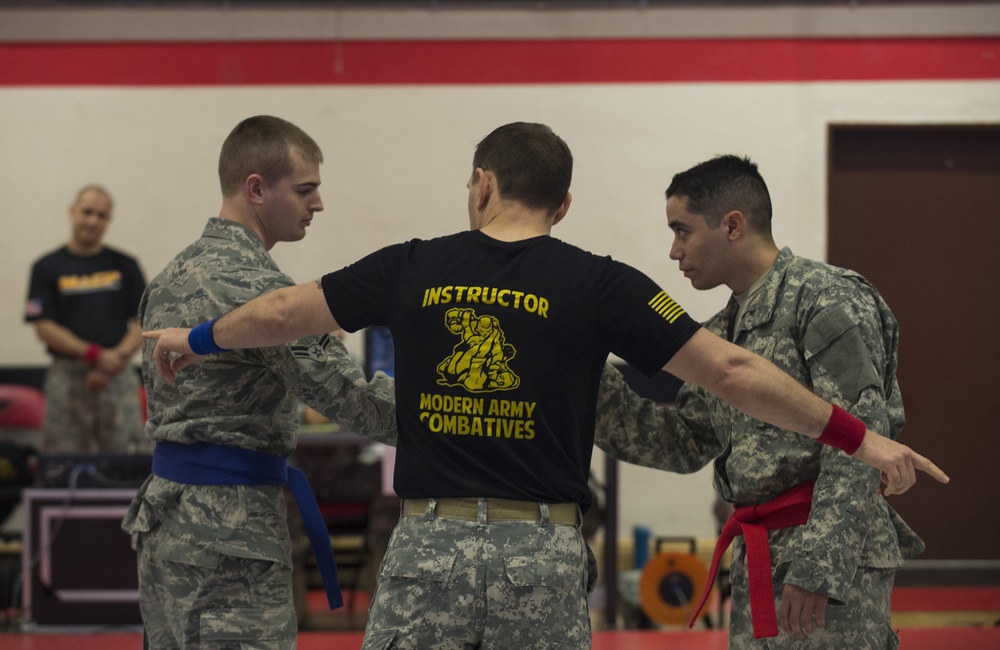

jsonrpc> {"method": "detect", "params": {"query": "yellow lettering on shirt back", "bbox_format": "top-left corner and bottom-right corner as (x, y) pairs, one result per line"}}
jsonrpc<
(419, 393), (537, 441)
(423, 285), (548, 318)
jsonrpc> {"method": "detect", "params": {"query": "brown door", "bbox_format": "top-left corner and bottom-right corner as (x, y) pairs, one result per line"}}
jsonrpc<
(827, 125), (1000, 560)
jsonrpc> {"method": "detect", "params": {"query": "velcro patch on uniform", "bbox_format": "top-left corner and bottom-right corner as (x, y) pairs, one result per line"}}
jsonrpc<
(802, 304), (856, 359)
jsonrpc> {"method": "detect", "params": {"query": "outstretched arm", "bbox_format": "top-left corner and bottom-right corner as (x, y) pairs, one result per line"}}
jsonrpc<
(145, 280), (336, 382)
(594, 363), (722, 474)
(664, 329), (949, 495)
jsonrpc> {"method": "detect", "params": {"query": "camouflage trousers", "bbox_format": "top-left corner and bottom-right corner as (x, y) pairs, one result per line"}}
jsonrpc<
(362, 498), (591, 649)
(728, 541), (899, 649)
(42, 358), (147, 453)
(137, 526), (297, 650)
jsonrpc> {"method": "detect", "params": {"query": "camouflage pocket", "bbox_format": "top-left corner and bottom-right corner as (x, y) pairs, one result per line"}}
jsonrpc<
(144, 526), (220, 569)
(500, 556), (590, 649)
(199, 607), (296, 647)
(361, 628), (399, 650)
(379, 545), (456, 583)
(504, 555), (581, 591)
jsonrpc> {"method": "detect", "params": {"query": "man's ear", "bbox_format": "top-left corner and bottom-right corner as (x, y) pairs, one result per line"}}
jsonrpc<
(552, 191), (572, 226)
(722, 210), (746, 240)
(245, 174), (265, 205)
(475, 168), (493, 211)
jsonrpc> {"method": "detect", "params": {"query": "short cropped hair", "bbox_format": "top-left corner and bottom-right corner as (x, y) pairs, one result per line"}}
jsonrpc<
(473, 122), (573, 215)
(665, 155), (772, 235)
(74, 184), (113, 211)
(218, 115), (323, 197)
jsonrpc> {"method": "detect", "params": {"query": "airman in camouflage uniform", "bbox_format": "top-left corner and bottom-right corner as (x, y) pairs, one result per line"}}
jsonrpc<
(595, 155), (923, 649)
(122, 116), (396, 649)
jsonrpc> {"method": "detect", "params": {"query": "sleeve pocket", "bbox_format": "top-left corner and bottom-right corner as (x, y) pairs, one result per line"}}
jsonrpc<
(803, 305), (881, 403)
(802, 304), (855, 359)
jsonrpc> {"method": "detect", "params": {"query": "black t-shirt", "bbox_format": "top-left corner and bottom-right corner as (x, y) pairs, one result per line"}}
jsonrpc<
(322, 230), (700, 510)
(25, 246), (146, 354)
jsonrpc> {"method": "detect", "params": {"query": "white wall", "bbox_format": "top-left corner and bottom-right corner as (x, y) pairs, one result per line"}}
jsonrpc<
(2, 4), (998, 544)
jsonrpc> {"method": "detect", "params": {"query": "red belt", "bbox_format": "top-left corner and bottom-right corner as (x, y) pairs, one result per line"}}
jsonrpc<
(688, 480), (816, 638)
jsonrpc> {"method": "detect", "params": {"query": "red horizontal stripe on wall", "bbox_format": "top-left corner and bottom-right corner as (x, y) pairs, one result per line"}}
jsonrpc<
(1, 38), (998, 86)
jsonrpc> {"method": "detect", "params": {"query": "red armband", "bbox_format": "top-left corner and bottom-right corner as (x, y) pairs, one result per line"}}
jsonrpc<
(83, 343), (103, 365)
(817, 404), (866, 455)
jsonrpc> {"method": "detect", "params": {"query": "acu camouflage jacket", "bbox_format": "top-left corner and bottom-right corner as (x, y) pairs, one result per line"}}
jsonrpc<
(595, 248), (923, 604)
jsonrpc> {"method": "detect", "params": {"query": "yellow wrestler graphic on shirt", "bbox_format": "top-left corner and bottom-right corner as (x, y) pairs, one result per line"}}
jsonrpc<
(437, 307), (520, 392)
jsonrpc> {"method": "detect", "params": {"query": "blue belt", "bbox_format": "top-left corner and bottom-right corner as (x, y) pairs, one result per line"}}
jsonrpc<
(152, 440), (343, 610)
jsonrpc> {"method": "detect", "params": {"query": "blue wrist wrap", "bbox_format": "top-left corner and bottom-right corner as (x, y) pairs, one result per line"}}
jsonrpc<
(188, 319), (231, 355)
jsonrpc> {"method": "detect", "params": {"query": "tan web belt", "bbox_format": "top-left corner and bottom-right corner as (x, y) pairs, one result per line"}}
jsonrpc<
(402, 497), (578, 525)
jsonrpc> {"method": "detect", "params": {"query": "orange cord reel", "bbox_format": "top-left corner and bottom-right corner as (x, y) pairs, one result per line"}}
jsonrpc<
(638, 549), (711, 627)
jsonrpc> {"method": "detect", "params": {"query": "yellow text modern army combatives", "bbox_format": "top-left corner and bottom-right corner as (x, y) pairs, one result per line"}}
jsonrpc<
(419, 393), (536, 440)
(422, 285), (549, 318)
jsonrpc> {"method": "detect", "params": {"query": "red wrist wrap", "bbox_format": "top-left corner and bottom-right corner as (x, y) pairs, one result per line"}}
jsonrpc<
(818, 404), (865, 455)
(84, 343), (102, 365)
